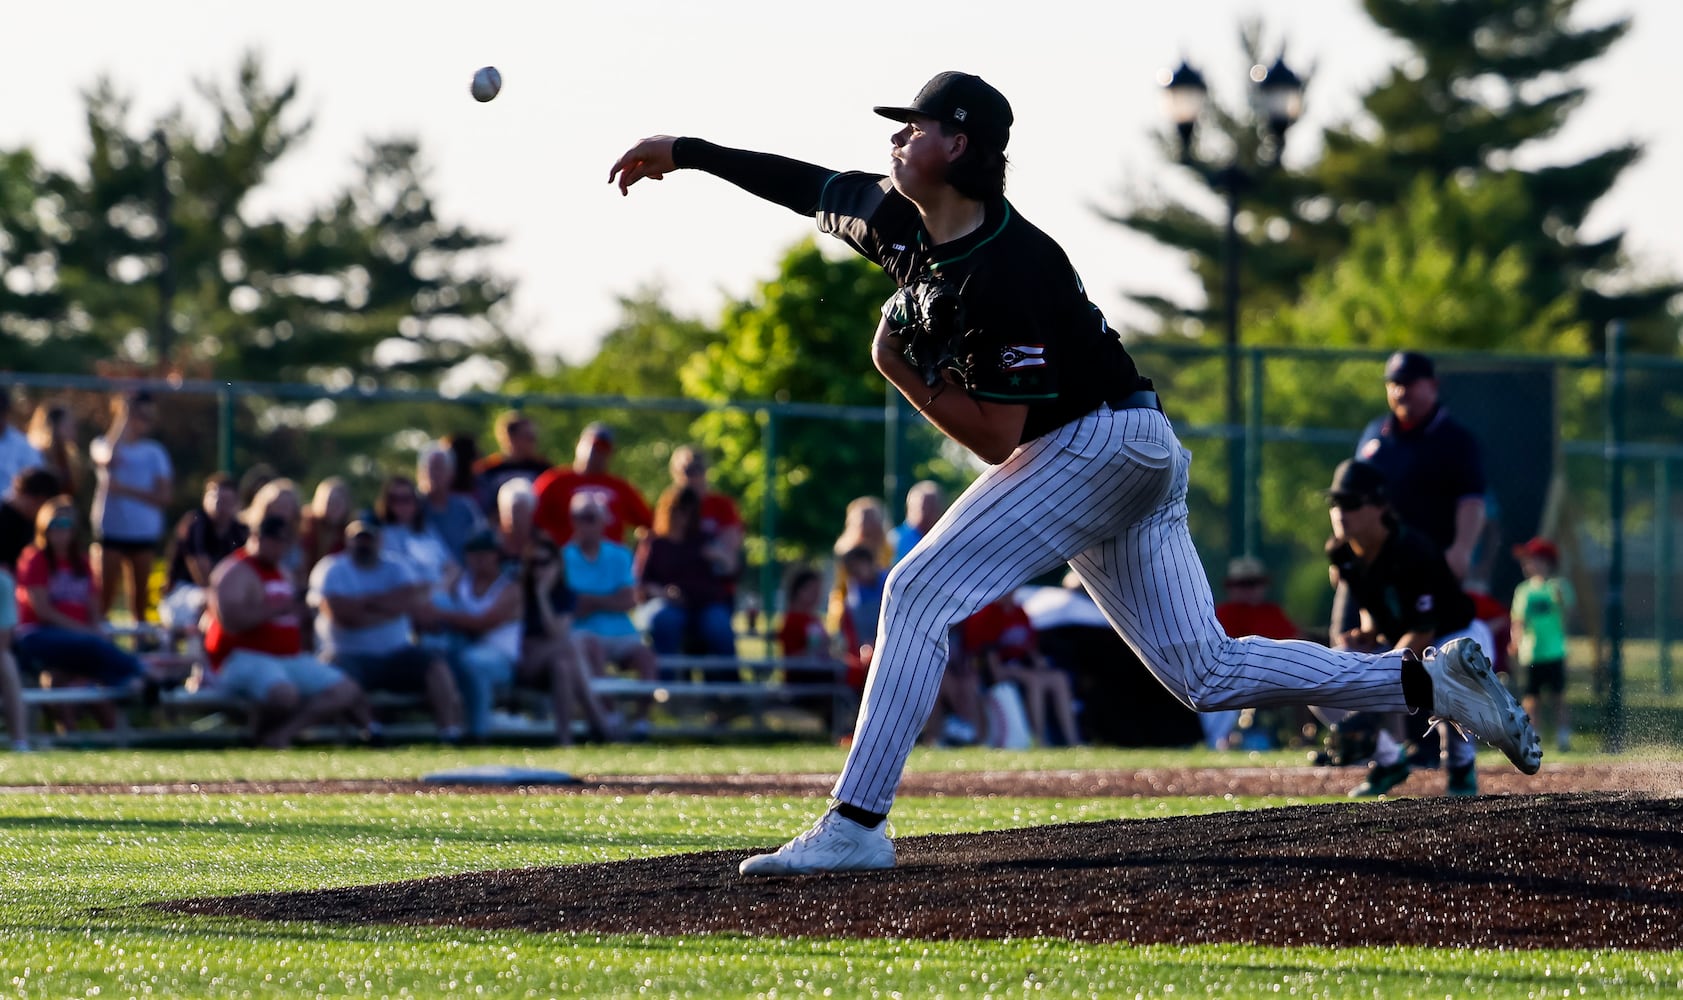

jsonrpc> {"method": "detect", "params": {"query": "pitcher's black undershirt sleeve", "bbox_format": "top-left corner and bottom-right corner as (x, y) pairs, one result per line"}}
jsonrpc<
(672, 138), (834, 216)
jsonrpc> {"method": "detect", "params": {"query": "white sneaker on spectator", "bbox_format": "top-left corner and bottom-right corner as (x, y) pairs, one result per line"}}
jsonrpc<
(739, 809), (896, 876)
(1423, 637), (1542, 775)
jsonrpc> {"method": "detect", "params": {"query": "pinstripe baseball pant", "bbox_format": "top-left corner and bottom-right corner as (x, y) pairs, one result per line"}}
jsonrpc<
(833, 404), (1414, 814)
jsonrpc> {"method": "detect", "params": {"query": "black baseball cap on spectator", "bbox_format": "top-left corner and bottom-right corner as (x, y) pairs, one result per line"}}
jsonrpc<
(1323, 459), (1388, 506)
(462, 528), (499, 553)
(345, 518), (379, 540)
(1384, 351), (1436, 384)
(874, 72), (1013, 150)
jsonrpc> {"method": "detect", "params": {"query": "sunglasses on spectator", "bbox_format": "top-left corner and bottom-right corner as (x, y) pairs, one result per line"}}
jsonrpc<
(1326, 493), (1375, 512)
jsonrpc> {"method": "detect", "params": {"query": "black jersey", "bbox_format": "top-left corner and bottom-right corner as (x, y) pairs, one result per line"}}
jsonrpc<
(669, 139), (1141, 444)
(1328, 524), (1474, 643)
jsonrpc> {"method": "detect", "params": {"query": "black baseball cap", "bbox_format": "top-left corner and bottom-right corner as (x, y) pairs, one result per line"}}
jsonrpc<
(874, 72), (1013, 150)
(1384, 351), (1436, 384)
(1323, 459), (1388, 504)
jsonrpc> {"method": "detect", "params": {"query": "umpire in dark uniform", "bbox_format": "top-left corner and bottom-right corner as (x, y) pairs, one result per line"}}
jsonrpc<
(1323, 459), (1491, 797)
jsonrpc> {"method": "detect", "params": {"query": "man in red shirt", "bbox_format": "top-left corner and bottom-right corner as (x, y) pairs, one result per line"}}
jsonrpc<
(205, 513), (374, 748)
(532, 423), (653, 546)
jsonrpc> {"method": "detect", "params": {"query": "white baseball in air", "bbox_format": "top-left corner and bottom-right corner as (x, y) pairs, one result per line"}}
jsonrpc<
(470, 66), (502, 103)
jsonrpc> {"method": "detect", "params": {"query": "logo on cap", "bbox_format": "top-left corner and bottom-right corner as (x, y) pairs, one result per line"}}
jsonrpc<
(954, 108), (967, 121)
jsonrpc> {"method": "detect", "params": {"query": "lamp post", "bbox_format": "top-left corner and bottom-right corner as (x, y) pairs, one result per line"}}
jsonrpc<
(1160, 54), (1304, 559)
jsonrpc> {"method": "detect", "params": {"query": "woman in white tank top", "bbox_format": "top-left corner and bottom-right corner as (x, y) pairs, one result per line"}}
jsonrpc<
(428, 532), (522, 741)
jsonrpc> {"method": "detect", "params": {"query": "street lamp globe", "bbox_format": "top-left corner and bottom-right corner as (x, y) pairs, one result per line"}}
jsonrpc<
(1159, 60), (1208, 153)
(1255, 55), (1305, 140)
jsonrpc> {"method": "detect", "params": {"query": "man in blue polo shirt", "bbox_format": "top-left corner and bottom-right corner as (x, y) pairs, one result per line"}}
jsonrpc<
(1355, 351), (1487, 579)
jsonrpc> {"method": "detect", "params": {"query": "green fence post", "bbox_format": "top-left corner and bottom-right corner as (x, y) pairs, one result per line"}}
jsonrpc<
(1244, 347), (1264, 558)
(218, 385), (235, 474)
(759, 408), (780, 641)
(1658, 456), (1673, 695)
(1604, 321), (1627, 753)
(884, 383), (905, 525)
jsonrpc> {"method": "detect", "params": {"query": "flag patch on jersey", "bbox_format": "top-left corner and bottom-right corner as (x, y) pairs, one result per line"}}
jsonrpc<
(998, 345), (1046, 369)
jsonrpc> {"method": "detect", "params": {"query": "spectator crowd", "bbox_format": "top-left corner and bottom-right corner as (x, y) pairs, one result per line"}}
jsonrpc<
(1, 369), (1580, 767)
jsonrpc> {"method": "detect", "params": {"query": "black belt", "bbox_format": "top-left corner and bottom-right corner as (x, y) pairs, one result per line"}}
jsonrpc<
(1106, 389), (1163, 412)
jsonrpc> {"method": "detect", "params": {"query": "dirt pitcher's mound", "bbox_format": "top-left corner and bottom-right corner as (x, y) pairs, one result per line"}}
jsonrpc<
(161, 792), (1683, 950)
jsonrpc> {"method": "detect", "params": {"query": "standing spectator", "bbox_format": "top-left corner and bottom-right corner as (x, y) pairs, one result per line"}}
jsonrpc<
(1509, 537), (1574, 753)
(375, 474), (458, 598)
(1323, 460), (1490, 797)
(533, 422), (654, 547)
(892, 481), (946, 564)
(424, 529), (523, 743)
(962, 590), (1082, 747)
(1209, 556), (1306, 750)
(307, 519), (464, 742)
(12, 498), (157, 698)
(26, 399), (85, 506)
(299, 477), (352, 585)
(474, 411), (552, 513)
(563, 493), (658, 718)
(419, 442), (485, 561)
(203, 512), (375, 749)
(159, 473), (249, 631)
(1355, 352), (1487, 579)
(89, 391), (174, 624)
(635, 486), (736, 656)
(0, 387), (44, 500)
(828, 497), (897, 636)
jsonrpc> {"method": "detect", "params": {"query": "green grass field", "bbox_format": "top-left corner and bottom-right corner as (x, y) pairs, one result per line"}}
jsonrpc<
(3, 746), (1681, 997)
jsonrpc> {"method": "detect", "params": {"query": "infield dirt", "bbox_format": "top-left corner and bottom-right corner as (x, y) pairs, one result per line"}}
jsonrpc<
(159, 788), (1683, 950)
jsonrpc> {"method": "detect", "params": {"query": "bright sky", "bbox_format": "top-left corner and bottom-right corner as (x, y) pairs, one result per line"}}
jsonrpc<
(5, 0), (1678, 366)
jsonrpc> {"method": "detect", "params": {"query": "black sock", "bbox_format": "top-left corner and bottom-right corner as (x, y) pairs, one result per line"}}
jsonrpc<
(1401, 651), (1434, 714)
(834, 802), (887, 829)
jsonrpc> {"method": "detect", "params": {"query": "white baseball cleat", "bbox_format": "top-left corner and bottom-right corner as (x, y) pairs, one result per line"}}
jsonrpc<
(1423, 637), (1543, 775)
(738, 809), (896, 876)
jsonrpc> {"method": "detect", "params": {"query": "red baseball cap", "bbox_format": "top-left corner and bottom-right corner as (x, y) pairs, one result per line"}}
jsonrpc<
(1513, 537), (1559, 564)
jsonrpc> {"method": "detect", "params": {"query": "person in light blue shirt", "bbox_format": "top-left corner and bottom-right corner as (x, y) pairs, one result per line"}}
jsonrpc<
(891, 480), (946, 565)
(562, 492), (657, 705)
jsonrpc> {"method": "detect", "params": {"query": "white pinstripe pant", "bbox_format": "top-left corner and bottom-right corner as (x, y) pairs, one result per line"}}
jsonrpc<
(833, 404), (1413, 814)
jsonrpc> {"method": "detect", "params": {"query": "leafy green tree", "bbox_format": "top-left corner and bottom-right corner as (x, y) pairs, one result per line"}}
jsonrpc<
(679, 239), (964, 562)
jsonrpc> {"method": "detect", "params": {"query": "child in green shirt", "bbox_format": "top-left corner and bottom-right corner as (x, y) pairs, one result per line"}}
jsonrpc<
(1509, 537), (1573, 752)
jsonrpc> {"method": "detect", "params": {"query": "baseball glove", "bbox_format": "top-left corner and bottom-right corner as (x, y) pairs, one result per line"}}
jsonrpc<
(882, 275), (970, 388)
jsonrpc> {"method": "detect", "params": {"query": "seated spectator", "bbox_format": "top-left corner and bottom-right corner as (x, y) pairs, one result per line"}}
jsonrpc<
(520, 531), (616, 745)
(203, 512), (375, 748)
(242, 479), (306, 580)
(90, 390), (174, 624)
(159, 473), (249, 631)
(236, 463), (278, 511)
(2, 470), (63, 749)
(778, 563), (850, 734)
(26, 399), (85, 506)
(375, 474), (458, 598)
(564, 493), (658, 729)
(1208, 556), (1306, 750)
(494, 477), (538, 566)
(419, 442), (485, 560)
(532, 422), (653, 547)
(0, 386), (44, 499)
(635, 486), (736, 657)
(12, 498), (159, 701)
(421, 530), (522, 744)
(836, 545), (886, 675)
(474, 411), (552, 514)
(892, 481), (946, 564)
(669, 444), (743, 581)
(308, 519), (464, 743)
(299, 477), (352, 584)
(443, 433), (485, 507)
(962, 590), (1082, 748)
(828, 497), (896, 636)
